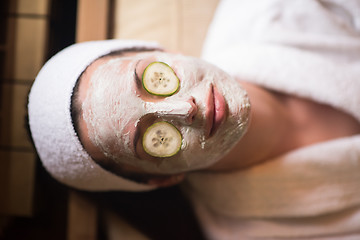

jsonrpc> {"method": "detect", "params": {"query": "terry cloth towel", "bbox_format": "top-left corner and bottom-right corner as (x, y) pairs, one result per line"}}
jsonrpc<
(28, 39), (161, 191)
(184, 0), (360, 239)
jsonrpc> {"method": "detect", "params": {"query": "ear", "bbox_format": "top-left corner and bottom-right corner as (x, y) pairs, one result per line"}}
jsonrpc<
(147, 174), (185, 188)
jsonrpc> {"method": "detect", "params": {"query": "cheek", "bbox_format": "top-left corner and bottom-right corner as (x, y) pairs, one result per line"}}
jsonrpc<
(175, 61), (220, 94)
(173, 63), (197, 87)
(181, 127), (204, 149)
(84, 77), (145, 157)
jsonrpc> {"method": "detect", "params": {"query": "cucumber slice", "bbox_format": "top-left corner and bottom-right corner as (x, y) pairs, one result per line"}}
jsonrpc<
(142, 121), (182, 158)
(142, 62), (179, 96)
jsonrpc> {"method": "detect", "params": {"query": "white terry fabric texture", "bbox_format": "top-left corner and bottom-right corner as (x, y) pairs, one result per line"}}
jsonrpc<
(28, 39), (161, 191)
(184, 0), (360, 239)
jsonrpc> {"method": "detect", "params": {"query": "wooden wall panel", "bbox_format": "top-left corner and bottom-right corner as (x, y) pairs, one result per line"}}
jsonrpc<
(9, 0), (49, 15)
(67, 192), (97, 240)
(114, 0), (179, 51)
(0, 15), (41, 217)
(0, 0), (49, 218)
(13, 18), (47, 81)
(179, 0), (219, 57)
(113, 0), (219, 57)
(0, 151), (36, 216)
(0, 83), (33, 149)
(76, 0), (110, 42)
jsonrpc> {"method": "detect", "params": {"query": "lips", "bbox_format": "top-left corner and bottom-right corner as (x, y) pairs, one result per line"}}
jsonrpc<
(205, 84), (227, 137)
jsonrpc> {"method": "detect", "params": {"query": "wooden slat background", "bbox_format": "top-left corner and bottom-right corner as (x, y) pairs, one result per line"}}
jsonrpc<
(113, 0), (219, 57)
(0, 0), (49, 217)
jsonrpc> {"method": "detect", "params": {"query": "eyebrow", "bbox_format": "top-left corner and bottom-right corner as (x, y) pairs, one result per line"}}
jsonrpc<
(133, 122), (141, 157)
(134, 60), (142, 89)
(132, 60), (142, 155)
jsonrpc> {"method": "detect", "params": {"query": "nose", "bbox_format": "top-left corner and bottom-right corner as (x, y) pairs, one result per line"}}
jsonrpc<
(144, 97), (198, 124)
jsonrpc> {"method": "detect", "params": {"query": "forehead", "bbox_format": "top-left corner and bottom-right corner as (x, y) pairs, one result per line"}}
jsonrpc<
(78, 52), (138, 102)
(75, 52), (145, 163)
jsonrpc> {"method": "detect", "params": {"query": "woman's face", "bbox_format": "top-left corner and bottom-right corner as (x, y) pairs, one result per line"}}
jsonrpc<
(78, 51), (250, 175)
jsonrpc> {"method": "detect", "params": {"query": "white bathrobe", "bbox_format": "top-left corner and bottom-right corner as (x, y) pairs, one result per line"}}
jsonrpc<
(184, 0), (360, 239)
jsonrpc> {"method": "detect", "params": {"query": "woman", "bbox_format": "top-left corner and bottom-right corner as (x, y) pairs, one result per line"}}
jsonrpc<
(28, 0), (360, 238)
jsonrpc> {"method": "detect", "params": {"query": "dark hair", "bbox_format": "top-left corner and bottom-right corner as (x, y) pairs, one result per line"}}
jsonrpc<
(70, 48), (172, 184)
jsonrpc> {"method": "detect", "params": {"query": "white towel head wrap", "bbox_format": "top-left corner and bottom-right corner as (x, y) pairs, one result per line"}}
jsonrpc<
(28, 39), (162, 191)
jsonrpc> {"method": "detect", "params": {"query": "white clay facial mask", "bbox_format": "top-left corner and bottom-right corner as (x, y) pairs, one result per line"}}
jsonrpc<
(82, 51), (251, 174)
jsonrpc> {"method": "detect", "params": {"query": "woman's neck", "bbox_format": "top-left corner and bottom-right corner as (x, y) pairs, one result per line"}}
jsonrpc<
(206, 81), (360, 172)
